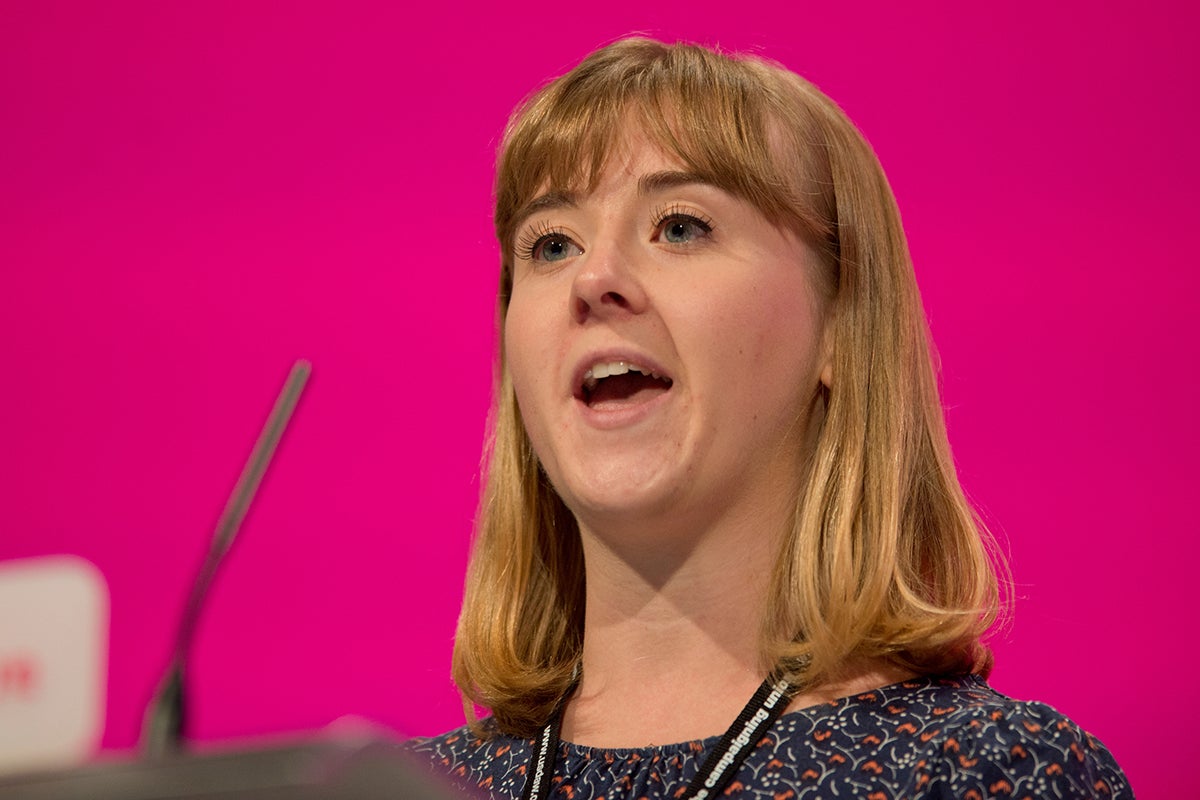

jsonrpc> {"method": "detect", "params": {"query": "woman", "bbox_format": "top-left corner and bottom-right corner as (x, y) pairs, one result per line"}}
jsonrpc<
(409, 38), (1130, 799)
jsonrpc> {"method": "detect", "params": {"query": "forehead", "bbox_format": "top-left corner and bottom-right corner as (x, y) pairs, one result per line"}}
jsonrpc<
(512, 131), (725, 226)
(533, 122), (685, 187)
(597, 129), (683, 173)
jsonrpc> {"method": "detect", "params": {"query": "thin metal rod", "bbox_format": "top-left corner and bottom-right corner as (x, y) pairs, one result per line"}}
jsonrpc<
(143, 359), (311, 757)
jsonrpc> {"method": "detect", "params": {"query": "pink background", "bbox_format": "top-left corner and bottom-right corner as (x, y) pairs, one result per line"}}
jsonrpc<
(1, 2), (1195, 796)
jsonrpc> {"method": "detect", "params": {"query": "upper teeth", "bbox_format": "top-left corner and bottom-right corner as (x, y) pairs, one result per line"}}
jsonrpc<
(583, 361), (665, 391)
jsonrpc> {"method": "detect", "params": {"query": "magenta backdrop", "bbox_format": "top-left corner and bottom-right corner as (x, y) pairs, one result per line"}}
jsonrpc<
(1, 2), (1195, 796)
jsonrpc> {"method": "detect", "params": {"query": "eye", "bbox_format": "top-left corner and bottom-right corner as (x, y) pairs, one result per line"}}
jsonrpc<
(515, 224), (583, 264)
(534, 234), (582, 262)
(652, 207), (713, 246)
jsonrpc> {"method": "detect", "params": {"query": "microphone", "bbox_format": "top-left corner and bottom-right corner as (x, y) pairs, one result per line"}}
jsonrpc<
(142, 360), (312, 757)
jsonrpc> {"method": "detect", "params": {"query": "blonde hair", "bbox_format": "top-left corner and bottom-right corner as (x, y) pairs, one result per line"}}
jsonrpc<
(452, 37), (1004, 737)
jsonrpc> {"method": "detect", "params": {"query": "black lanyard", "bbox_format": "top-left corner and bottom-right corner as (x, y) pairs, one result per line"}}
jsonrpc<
(521, 675), (795, 800)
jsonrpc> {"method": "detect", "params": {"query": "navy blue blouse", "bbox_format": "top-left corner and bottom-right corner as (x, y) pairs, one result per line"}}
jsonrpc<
(407, 675), (1130, 799)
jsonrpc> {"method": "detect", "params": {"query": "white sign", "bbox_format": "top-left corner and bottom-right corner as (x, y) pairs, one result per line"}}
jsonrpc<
(0, 555), (107, 774)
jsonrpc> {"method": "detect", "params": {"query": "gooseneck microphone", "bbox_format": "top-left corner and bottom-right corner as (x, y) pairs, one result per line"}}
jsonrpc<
(142, 360), (312, 758)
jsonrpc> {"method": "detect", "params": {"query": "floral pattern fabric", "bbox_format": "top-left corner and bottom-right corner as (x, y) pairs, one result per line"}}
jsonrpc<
(406, 675), (1131, 799)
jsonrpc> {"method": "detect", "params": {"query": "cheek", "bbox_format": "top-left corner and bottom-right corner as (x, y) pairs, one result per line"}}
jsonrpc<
(503, 295), (560, 437)
(503, 295), (540, 388)
(713, 269), (815, 348)
(705, 274), (824, 409)
(502, 312), (534, 428)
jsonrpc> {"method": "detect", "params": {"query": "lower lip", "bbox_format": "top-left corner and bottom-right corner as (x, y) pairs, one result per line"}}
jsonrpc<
(574, 387), (673, 430)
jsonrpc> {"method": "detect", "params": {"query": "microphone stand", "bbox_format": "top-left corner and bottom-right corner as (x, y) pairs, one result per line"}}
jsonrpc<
(142, 360), (312, 758)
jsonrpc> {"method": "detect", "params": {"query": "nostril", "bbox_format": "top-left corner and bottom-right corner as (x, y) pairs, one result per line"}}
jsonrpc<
(570, 255), (646, 319)
(573, 291), (630, 321)
(573, 295), (591, 320)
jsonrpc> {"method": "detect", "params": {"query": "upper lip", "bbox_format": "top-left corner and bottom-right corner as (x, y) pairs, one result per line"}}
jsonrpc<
(570, 348), (674, 401)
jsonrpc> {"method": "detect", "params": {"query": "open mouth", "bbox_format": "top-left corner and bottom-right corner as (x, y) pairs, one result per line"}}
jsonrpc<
(580, 361), (673, 408)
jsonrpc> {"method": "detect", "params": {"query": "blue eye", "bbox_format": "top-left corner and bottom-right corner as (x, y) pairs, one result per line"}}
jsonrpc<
(515, 225), (583, 264)
(655, 212), (713, 245)
(534, 235), (582, 262)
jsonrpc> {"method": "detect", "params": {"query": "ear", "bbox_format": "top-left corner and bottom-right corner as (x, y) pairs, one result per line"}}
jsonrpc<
(817, 308), (835, 390)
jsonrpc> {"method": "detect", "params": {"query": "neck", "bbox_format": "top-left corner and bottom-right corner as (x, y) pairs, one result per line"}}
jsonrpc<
(557, 482), (917, 747)
(561, 498), (787, 747)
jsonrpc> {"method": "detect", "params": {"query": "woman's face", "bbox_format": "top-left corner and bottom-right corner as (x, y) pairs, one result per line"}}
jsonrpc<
(504, 133), (832, 539)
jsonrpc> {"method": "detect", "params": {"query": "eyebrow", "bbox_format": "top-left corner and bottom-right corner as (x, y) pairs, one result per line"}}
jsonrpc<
(637, 170), (716, 195)
(509, 191), (578, 235)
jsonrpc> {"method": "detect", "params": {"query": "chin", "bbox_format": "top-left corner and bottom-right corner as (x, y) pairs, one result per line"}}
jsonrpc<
(559, 468), (691, 533)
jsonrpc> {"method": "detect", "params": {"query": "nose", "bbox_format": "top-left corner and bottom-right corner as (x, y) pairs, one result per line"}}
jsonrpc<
(570, 241), (648, 324)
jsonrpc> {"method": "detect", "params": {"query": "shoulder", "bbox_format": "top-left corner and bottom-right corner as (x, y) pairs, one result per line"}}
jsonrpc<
(897, 676), (1132, 799)
(404, 719), (532, 799)
(761, 675), (1131, 799)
